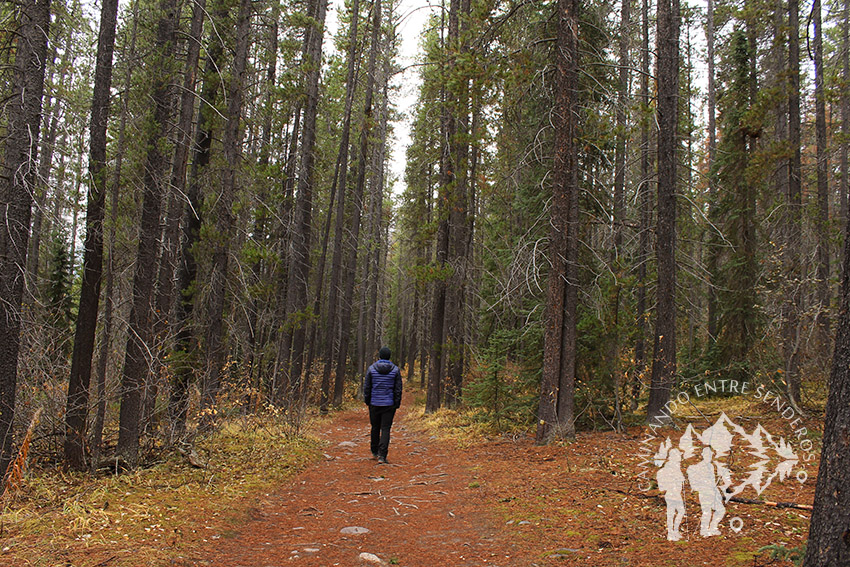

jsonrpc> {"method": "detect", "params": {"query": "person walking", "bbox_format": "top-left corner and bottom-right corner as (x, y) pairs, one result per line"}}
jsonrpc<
(364, 346), (402, 464)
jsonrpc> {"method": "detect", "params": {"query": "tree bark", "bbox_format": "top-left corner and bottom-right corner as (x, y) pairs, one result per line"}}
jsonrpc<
(813, 0), (830, 345)
(842, 0), (850, 236)
(646, 0), (679, 423)
(116, 0), (177, 467)
(0, 0), (51, 483)
(279, 0), (328, 410)
(333, 0), (382, 407)
(92, 0), (141, 464)
(198, 0), (253, 427)
(64, 0), (120, 471)
(801, 187), (850, 567)
(632, 0), (651, 412)
(783, 0), (803, 408)
(168, 10), (224, 441)
(536, 0), (579, 443)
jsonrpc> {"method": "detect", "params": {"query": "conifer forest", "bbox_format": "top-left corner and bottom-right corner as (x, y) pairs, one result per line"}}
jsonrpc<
(2, 0), (850, 561)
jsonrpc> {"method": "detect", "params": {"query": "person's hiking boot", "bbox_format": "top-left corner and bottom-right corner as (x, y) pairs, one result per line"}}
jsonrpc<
(371, 452), (379, 460)
(377, 455), (388, 464)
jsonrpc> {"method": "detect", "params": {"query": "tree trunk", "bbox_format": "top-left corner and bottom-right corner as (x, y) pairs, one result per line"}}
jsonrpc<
(632, 0), (651, 412)
(199, 0), (253, 426)
(0, 0), (51, 483)
(610, 0), (629, 423)
(783, 0), (803, 408)
(813, 0), (830, 346)
(426, 0), (458, 415)
(318, 0), (361, 412)
(646, 0), (680, 423)
(536, 0), (579, 443)
(27, 44), (62, 291)
(269, 105), (302, 402)
(842, 0), (849, 236)
(64, 0), (120, 471)
(248, 0), (279, 410)
(116, 0), (177, 467)
(705, 0), (718, 344)
(333, 0), (382, 407)
(168, 9), (224, 441)
(801, 189), (850, 567)
(279, 0), (328, 411)
(144, 0), (207, 434)
(444, 0), (471, 409)
(92, 0), (141, 464)
(365, 37), (392, 368)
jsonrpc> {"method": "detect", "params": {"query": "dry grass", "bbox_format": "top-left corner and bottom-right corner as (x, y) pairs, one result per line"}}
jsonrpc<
(408, 407), (499, 447)
(0, 412), (326, 567)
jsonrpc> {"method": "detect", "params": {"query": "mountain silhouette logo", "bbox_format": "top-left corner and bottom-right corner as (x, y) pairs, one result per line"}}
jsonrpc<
(654, 413), (799, 540)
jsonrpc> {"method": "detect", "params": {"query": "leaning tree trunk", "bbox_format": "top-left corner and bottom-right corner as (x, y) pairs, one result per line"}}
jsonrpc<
(116, 0), (177, 468)
(646, 0), (680, 423)
(0, 0), (51, 484)
(536, 0), (579, 444)
(64, 0), (120, 471)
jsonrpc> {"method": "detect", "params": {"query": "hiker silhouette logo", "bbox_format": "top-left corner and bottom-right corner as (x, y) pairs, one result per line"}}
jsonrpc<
(653, 412), (800, 541)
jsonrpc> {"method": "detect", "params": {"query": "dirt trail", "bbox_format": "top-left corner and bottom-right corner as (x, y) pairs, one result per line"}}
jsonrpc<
(198, 408), (524, 567)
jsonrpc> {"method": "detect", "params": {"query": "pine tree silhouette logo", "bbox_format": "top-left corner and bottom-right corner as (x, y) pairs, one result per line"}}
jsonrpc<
(654, 412), (800, 540)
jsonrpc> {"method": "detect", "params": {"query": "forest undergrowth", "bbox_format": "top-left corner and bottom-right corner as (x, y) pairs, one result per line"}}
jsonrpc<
(0, 411), (325, 566)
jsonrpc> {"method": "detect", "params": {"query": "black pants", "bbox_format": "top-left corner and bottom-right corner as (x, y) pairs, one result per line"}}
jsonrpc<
(369, 405), (396, 458)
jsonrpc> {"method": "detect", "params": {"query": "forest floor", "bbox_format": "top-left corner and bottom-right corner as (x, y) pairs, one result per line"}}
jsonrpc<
(188, 397), (816, 567)
(0, 392), (817, 567)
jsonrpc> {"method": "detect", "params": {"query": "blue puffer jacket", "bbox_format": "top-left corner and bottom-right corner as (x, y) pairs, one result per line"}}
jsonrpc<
(364, 359), (402, 407)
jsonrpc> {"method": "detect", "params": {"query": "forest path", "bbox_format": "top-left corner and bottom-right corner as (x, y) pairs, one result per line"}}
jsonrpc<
(197, 407), (524, 567)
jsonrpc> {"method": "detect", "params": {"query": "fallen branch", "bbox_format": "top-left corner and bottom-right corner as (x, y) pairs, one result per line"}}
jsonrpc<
(601, 487), (813, 511)
(727, 496), (813, 511)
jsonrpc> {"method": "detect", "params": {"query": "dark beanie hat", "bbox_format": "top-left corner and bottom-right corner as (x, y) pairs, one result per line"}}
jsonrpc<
(378, 346), (391, 360)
